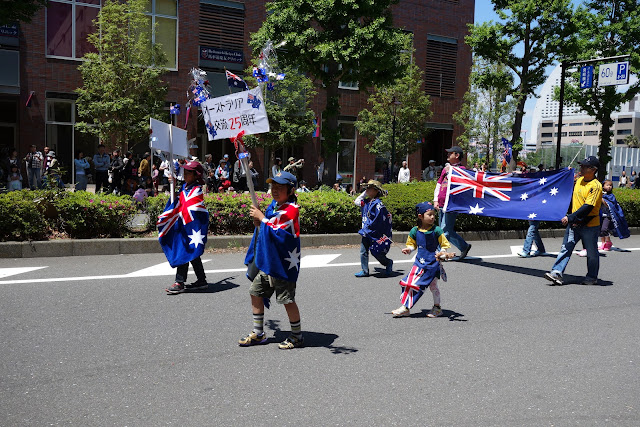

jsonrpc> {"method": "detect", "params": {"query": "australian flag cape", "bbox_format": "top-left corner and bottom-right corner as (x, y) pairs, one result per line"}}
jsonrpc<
(157, 183), (209, 268)
(602, 193), (630, 239)
(358, 198), (392, 255)
(244, 199), (301, 283)
(443, 166), (574, 221)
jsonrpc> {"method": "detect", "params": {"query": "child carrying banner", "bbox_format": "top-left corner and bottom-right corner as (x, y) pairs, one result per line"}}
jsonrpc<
(158, 161), (209, 294)
(391, 202), (455, 318)
(240, 171), (304, 349)
(599, 180), (630, 250)
(354, 180), (393, 277)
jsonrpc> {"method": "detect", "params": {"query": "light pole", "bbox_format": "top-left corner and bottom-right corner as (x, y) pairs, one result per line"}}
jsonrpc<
(390, 96), (401, 178)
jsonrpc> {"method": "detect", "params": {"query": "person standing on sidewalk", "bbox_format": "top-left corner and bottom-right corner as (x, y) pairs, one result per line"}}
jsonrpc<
(433, 146), (472, 260)
(544, 156), (603, 286)
(93, 144), (111, 193)
(24, 145), (43, 190)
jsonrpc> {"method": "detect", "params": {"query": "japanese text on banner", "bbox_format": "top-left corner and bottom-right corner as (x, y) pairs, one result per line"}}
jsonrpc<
(201, 87), (269, 141)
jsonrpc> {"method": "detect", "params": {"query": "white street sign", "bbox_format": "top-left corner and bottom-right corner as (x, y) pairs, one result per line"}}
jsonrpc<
(598, 61), (630, 86)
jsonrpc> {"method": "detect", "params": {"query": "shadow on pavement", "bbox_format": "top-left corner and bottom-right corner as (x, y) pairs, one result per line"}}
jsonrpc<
(266, 320), (358, 355)
(372, 267), (403, 278)
(468, 260), (614, 286)
(188, 276), (240, 293)
(413, 308), (468, 321)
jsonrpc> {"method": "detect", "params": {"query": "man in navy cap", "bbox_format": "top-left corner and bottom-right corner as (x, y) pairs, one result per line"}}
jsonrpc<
(544, 156), (603, 286)
(433, 146), (472, 260)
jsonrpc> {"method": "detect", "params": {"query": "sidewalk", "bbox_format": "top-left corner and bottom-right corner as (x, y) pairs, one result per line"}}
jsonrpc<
(0, 228), (583, 259)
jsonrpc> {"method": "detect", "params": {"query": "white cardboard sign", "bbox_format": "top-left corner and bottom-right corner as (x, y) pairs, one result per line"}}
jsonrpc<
(201, 86), (269, 140)
(149, 118), (189, 158)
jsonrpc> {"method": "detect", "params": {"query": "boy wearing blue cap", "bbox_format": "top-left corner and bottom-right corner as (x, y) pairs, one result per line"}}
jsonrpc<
(240, 171), (304, 349)
(354, 180), (394, 277)
(391, 202), (455, 318)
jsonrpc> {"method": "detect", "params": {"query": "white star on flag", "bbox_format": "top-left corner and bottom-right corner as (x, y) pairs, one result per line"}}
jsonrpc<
(419, 258), (426, 264)
(188, 229), (205, 247)
(284, 247), (301, 271)
(542, 199), (547, 204)
(469, 203), (484, 215)
(539, 177), (548, 185)
(520, 193), (529, 201)
(528, 213), (537, 219)
(550, 187), (559, 196)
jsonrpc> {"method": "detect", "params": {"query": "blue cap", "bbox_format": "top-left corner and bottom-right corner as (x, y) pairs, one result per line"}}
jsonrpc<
(415, 202), (435, 215)
(267, 171), (297, 186)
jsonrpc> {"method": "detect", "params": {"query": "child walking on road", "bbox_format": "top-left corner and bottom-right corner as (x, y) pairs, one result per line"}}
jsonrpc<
(391, 202), (455, 318)
(240, 171), (304, 349)
(354, 180), (393, 277)
(599, 180), (630, 250)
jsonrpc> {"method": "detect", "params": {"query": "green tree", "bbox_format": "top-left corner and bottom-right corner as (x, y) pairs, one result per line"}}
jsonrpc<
(466, 0), (577, 167)
(355, 52), (432, 165)
(250, 0), (407, 184)
(625, 134), (640, 148)
(75, 0), (168, 152)
(560, 0), (640, 180)
(454, 58), (515, 169)
(0, 0), (47, 25)
(242, 63), (317, 163)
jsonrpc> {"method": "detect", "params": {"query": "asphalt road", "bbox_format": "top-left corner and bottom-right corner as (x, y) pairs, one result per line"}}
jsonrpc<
(2, 235), (640, 426)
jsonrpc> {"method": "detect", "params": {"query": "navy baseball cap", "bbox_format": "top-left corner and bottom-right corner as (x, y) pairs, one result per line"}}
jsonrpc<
(578, 156), (600, 168)
(445, 146), (464, 155)
(267, 171), (297, 186)
(415, 202), (435, 215)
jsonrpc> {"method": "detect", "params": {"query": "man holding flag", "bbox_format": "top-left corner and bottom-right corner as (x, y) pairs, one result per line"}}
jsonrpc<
(158, 161), (210, 294)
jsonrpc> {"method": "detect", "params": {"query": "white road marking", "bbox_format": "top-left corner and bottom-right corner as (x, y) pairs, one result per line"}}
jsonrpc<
(1, 248), (639, 285)
(0, 266), (47, 279)
(300, 254), (341, 268)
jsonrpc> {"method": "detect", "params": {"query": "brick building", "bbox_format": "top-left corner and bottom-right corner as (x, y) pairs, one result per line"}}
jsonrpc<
(1, 0), (473, 187)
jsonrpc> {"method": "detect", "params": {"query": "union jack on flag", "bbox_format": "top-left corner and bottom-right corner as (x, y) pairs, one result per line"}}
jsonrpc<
(263, 202), (300, 238)
(399, 265), (425, 309)
(448, 166), (513, 201)
(157, 184), (209, 267)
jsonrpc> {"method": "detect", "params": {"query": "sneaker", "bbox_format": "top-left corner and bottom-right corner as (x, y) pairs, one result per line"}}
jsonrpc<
(597, 242), (604, 250)
(581, 277), (598, 286)
(577, 249), (587, 257)
(603, 241), (613, 251)
(185, 279), (208, 291)
(385, 260), (394, 276)
(427, 305), (443, 318)
(544, 271), (563, 286)
(517, 251), (530, 258)
(166, 282), (186, 294)
(238, 331), (268, 346)
(458, 244), (471, 261)
(278, 335), (304, 349)
(354, 270), (369, 278)
(391, 306), (410, 318)
(531, 251), (544, 257)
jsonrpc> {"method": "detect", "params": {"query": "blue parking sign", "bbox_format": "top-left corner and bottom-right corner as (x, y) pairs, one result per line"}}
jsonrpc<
(617, 63), (628, 81)
(580, 66), (594, 89)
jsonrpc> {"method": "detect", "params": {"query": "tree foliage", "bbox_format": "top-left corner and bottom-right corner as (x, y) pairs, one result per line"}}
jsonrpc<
(0, 0), (47, 25)
(75, 0), (168, 152)
(242, 63), (317, 153)
(466, 0), (577, 166)
(559, 0), (640, 179)
(355, 51), (432, 162)
(454, 57), (515, 169)
(250, 0), (408, 183)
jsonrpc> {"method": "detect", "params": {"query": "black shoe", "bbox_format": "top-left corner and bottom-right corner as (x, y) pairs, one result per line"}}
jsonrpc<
(458, 244), (471, 261)
(166, 282), (186, 294)
(185, 279), (208, 291)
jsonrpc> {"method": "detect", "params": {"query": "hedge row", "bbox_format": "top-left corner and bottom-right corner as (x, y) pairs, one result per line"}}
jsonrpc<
(2, 184), (639, 241)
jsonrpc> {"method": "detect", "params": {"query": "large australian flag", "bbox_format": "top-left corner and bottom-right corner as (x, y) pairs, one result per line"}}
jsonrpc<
(157, 184), (209, 267)
(443, 166), (574, 221)
(245, 200), (301, 283)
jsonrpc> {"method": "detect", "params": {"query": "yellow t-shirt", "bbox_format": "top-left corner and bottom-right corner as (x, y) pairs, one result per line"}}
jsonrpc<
(571, 176), (602, 227)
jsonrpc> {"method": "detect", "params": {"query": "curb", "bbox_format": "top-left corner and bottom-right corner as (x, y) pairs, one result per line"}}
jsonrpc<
(1, 228), (638, 259)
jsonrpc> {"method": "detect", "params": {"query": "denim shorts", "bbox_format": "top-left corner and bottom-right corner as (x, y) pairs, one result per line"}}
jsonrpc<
(249, 271), (296, 304)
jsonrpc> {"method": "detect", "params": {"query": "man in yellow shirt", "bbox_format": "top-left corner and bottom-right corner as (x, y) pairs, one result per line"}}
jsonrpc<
(544, 156), (603, 286)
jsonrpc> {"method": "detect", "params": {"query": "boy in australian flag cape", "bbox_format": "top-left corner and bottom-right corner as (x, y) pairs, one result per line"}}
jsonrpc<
(158, 161), (209, 294)
(240, 171), (304, 349)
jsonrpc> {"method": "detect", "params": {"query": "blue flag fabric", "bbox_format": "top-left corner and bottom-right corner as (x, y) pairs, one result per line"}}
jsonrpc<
(443, 167), (574, 221)
(602, 193), (630, 239)
(225, 70), (249, 91)
(502, 138), (512, 163)
(157, 184), (209, 267)
(358, 198), (393, 255)
(245, 200), (301, 283)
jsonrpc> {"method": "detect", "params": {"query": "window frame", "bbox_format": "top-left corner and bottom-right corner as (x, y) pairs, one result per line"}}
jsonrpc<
(46, 0), (102, 61)
(146, 0), (179, 70)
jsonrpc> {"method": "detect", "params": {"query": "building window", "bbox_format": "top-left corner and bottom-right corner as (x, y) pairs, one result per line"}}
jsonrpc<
(541, 132), (552, 138)
(199, 1), (244, 52)
(617, 129), (632, 135)
(47, 0), (100, 59)
(541, 122), (553, 128)
(584, 130), (598, 136)
(146, 0), (178, 69)
(338, 80), (359, 90)
(541, 140), (553, 145)
(568, 131), (583, 137)
(425, 35), (457, 98)
(569, 122), (583, 126)
(618, 117), (633, 124)
(554, 132), (567, 137)
(616, 139), (626, 144)
(337, 120), (357, 185)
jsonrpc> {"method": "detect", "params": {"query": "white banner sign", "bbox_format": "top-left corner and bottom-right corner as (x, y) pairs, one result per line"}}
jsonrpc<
(149, 118), (189, 158)
(201, 87), (269, 141)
